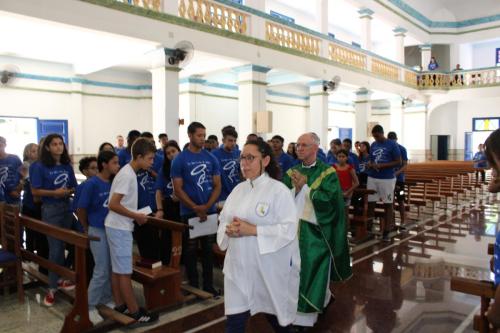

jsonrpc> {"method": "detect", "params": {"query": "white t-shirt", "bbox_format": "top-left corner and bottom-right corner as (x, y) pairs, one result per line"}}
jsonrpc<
(104, 164), (138, 231)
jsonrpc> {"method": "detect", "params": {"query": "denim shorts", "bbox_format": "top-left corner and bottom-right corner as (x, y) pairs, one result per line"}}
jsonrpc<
(105, 227), (133, 274)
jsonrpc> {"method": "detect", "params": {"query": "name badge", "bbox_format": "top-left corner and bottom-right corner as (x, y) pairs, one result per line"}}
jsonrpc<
(255, 202), (270, 217)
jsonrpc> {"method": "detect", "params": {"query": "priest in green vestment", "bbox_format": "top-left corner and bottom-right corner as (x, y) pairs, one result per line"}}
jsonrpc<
(283, 132), (352, 327)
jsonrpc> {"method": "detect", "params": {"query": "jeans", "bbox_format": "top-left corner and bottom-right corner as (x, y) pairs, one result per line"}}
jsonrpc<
(42, 200), (73, 290)
(88, 226), (112, 308)
(181, 215), (214, 290)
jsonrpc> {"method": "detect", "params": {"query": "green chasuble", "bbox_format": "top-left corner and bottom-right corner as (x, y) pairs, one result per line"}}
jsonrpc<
(283, 160), (352, 314)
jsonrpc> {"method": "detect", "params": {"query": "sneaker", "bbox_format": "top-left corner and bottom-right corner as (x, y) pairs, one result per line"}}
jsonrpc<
(89, 309), (103, 324)
(44, 291), (55, 307)
(57, 280), (75, 291)
(128, 307), (159, 326)
(114, 303), (129, 314)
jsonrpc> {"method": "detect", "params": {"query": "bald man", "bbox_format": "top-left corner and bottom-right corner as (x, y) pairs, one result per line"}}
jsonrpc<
(282, 132), (352, 327)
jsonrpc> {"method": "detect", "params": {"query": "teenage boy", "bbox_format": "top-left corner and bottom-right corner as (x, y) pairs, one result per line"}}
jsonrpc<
(388, 132), (409, 228)
(104, 138), (159, 325)
(171, 122), (221, 295)
(211, 127), (240, 206)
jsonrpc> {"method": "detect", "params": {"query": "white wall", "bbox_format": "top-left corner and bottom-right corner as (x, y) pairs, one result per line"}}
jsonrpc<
(429, 102), (458, 150)
(472, 40), (500, 68)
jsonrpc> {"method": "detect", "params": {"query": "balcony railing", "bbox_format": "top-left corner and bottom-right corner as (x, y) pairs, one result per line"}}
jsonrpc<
(112, 0), (500, 91)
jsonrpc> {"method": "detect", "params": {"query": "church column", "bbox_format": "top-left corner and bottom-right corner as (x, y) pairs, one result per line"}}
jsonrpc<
(69, 78), (84, 156)
(393, 27), (407, 64)
(235, 64), (271, 140)
(308, 80), (329, 150)
(151, 48), (181, 142)
(354, 88), (372, 142)
(358, 8), (374, 51)
(390, 99), (404, 142)
(178, 76), (205, 145)
(316, 0), (329, 58)
(420, 44), (432, 70)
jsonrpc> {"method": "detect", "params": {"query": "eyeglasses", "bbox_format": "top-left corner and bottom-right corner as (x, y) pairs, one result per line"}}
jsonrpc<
(239, 154), (258, 163)
(296, 143), (313, 149)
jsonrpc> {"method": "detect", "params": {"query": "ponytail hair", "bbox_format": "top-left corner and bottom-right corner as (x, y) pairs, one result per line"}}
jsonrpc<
(244, 140), (281, 180)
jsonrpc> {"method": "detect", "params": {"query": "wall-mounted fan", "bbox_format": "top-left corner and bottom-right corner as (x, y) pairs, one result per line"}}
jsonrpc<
(323, 75), (341, 93)
(0, 65), (20, 86)
(166, 40), (194, 68)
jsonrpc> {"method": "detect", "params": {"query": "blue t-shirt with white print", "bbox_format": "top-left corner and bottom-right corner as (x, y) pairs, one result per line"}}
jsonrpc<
(77, 176), (111, 229)
(0, 154), (22, 204)
(118, 149), (132, 168)
(348, 151), (360, 173)
(154, 171), (174, 198)
(369, 139), (401, 180)
(276, 151), (295, 177)
(30, 162), (78, 204)
(211, 147), (241, 201)
(170, 148), (221, 216)
(137, 170), (157, 212)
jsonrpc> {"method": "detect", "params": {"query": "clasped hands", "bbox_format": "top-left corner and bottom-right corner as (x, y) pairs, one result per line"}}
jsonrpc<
(291, 170), (307, 192)
(226, 217), (257, 237)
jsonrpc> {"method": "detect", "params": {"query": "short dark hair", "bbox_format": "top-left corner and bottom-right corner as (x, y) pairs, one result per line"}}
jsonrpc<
(336, 149), (349, 157)
(372, 125), (384, 134)
(221, 125), (236, 135)
(79, 156), (97, 173)
(98, 142), (115, 153)
(127, 130), (141, 140)
(485, 128), (500, 168)
(332, 138), (342, 146)
(271, 135), (284, 144)
(208, 134), (218, 142)
(97, 150), (117, 172)
(342, 138), (352, 145)
(141, 131), (154, 139)
(131, 138), (156, 159)
(158, 133), (168, 140)
(222, 127), (238, 139)
(188, 122), (206, 134)
(387, 132), (398, 140)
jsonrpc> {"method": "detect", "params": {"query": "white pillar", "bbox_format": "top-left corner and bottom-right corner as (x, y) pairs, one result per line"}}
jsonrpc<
(358, 8), (374, 51)
(178, 76), (204, 146)
(354, 88), (372, 142)
(69, 78), (84, 155)
(151, 49), (181, 142)
(390, 99), (404, 142)
(308, 80), (329, 150)
(162, 0), (178, 15)
(235, 64), (271, 140)
(316, 0), (329, 58)
(246, 0), (266, 39)
(393, 27), (407, 64)
(420, 44), (432, 70)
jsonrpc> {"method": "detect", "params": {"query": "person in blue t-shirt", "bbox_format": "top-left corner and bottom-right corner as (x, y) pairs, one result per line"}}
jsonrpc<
(30, 133), (78, 307)
(0, 136), (23, 205)
(388, 132), (409, 228)
(212, 127), (241, 205)
(343, 138), (360, 173)
(98, 142), (115, 154)
(271, 135), (294, 179)
(118, 130), (141, 168)
(484, 129), (500, 328)
(473, 144), (488, 182)
(73, 157), (98, 225)
(366, 125), (402, 242)
(357, 141), (371, 186)
(327, 138), (356, 167)
(76, 150), (120, 311)
(171, 122), (221, 295)
(155, 140), (182, 265)
(114, 135), (125, 153)
(156, 133), (168, 163)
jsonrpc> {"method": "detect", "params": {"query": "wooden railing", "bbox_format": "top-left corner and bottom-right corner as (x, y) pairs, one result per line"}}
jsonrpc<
(178, 0), (249, 34)
(265, 21), (321, 56)
(329, 44), (367, 70)
(372, 58), (400, 81)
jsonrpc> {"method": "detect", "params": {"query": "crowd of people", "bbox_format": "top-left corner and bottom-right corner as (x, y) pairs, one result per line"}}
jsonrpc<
(1, 123), (499, 331)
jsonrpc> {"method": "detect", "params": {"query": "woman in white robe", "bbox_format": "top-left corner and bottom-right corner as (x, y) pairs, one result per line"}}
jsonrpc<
(217, 140), (300, 333)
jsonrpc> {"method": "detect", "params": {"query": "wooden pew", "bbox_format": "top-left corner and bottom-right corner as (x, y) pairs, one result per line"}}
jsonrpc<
(1, 206), (95, 333)
(131, 216), (192, 311)
(451, 243), (496, 333)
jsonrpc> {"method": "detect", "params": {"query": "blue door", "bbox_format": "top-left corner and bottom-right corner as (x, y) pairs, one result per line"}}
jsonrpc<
(464, 132), (472, 160)
(37, 119), (69, 145)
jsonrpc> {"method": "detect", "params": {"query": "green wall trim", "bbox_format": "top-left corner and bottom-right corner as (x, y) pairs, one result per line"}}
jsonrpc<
(237, 80), (268, 86)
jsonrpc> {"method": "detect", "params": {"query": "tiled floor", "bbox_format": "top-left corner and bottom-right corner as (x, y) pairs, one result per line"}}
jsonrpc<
(1, 188), (498, 333)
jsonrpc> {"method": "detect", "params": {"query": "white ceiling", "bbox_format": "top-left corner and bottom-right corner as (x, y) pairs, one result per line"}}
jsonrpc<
(403, 0), (500, 22)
